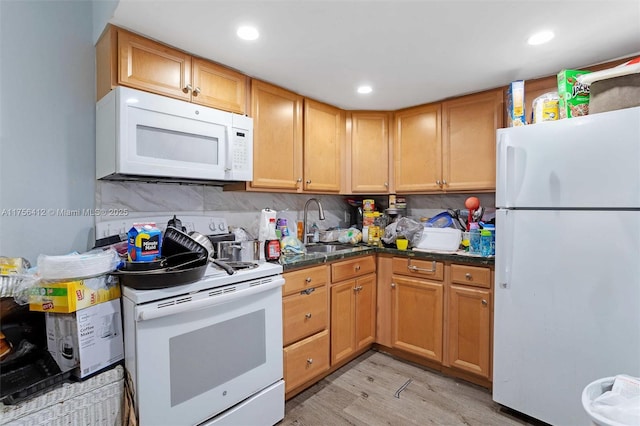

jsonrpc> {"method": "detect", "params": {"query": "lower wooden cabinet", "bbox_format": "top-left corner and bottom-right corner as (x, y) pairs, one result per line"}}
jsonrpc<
(283, 330), (330, 391)
(330, 273), (376, 365)
(391, 275), (443, 362)
(446, 284), (491, 378)
(445, 263), (493, 380)
(282, 265), (329, 394)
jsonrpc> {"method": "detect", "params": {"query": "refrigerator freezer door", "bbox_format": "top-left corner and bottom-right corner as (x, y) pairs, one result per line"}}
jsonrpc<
(496, 106), (640, 209)
(494, 209), (640, 425)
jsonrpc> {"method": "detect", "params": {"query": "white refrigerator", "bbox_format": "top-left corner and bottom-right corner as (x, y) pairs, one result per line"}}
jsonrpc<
(493, 106), (640, 425)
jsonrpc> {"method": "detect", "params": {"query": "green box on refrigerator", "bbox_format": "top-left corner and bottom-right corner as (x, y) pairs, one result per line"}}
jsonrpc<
(557, 69), (592, 118)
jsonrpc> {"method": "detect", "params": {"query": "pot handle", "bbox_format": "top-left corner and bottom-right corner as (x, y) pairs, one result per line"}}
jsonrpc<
(211, 259), (235, 275)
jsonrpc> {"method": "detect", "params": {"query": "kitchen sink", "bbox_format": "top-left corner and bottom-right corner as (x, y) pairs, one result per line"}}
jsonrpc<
(305, 243), (355, 253)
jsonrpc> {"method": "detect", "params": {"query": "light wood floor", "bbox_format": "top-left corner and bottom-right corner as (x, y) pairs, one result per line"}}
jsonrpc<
(281, 350), (540, 426)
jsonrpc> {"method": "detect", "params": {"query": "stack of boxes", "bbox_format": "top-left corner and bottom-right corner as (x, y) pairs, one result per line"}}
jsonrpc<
(29, 274), (124, 380)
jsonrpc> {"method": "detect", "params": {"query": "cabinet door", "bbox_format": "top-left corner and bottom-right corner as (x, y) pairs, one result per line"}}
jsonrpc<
(330, 280), (356, 365)
(350, 112), (389, 193)
(191, 58), (247, 114)
(447, 285), (491, 378)
(250, 80), (303, 191)
(117, 30), (191, 101)
(442, 89), (503, 191)
(391, 275), (443, 362)
(394, 104), (442, 192)
(355, 274), (376, 350)
(303, 99), (343, 192)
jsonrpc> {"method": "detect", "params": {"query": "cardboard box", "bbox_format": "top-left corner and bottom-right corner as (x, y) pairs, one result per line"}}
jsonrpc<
(29, 275), (121, 313)
(46, 299), (124, 379)
(590, 73), (640, 114)
(557, 69), (592, 118)
(506, 80), (526, 126)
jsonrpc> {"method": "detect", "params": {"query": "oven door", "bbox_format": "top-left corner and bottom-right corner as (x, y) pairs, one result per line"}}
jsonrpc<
(129, 278), (284, 426)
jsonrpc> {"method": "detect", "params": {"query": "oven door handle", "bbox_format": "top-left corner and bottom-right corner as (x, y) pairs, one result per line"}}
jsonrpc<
(136, 277), (285, 322)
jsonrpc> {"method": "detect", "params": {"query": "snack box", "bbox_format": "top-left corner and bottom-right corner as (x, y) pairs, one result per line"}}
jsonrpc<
(29, 275), (121, 313)
(46, 298), (124, 379)
(557, 69), (592, 118)
(506, 80), (526, 127)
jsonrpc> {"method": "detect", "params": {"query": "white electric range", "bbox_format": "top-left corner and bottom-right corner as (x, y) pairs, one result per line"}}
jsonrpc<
(97, 215), (285, 426)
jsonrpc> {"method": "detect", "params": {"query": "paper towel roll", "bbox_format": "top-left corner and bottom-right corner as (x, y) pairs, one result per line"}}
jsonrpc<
(258, 208), (277, 242)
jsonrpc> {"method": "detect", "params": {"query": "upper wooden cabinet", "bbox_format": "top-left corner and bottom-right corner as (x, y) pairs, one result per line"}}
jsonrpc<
(349, 112), (390, 193)
(441, 89), (503, 192)
(249, 80), (303, 191)
(393, 103), (442, 193)
(96, 26), (247, 114)
(303, 99), (344, 193)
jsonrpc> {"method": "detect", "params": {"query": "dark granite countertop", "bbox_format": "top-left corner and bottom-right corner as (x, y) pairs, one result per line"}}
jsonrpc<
(279, 244), (494, 271)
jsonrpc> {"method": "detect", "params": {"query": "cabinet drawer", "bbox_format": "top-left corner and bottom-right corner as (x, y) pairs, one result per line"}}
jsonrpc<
(283, 330), (330, 392)
(283, 265), (328, 296)
(331, 256), (376, 282)
(283, 286), (328, 346)
(392, 257), (444, 281)
(450, 264), (491, 289)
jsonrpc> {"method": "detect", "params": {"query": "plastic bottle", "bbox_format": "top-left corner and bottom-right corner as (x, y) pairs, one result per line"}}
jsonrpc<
(264, 218), (281, 261)
(480, 229), (492, 257)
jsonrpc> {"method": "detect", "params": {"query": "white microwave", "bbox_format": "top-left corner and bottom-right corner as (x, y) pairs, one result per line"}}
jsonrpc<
(96, 86), (253, 183)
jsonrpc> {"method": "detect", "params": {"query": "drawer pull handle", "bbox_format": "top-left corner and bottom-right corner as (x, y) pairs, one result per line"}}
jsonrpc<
(353, 286), (363, 292)
(391, 282), (396, 288)
(482, 299), (488, 306)
(305, 312), (312, 319)
(305, 277), (312, 283)
(301, 288), (315, 295)
(407, 260), (436, 273)
(465, 273), (472, 280)
(355, 265), (361, 271)
(183, 84), (193, 93)
(306, 358), (313, 365)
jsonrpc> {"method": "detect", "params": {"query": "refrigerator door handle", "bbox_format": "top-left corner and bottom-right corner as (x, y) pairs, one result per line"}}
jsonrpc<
(496, 209), (514, 289)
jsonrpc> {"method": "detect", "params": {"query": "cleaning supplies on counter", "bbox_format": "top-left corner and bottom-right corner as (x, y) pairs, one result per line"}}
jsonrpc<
(264, 217), (281, 261)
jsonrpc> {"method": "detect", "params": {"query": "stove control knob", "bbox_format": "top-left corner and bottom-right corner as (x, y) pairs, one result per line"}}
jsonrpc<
(209, 222), (216, 231)
(218, 223), (226, 232)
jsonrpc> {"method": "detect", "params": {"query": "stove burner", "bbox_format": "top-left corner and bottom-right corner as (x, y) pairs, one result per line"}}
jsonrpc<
(225, 261), (259, 270)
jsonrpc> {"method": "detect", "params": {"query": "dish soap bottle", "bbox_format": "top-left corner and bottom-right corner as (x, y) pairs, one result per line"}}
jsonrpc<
(264, 217), (281, 261)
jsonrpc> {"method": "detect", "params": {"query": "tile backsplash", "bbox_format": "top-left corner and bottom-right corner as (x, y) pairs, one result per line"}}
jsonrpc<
(96, 181), (495, 236)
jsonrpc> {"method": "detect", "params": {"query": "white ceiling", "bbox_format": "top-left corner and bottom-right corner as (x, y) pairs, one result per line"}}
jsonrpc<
(110, 0), (640, 111)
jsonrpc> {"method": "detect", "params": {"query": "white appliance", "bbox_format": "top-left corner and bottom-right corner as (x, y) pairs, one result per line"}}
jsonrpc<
(96, 86), (253, 184)
(493, 107), (640, 425)
(98, 216), (285, 425)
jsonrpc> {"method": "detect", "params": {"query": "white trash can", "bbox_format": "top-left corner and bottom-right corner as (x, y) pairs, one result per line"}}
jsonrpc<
(582, 377), (632, 426)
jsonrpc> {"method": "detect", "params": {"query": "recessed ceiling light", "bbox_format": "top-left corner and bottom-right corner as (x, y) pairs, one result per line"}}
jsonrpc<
(528, 30), (554, 46)
(237, 26), (259, 41)
(357, 85), (373, 94)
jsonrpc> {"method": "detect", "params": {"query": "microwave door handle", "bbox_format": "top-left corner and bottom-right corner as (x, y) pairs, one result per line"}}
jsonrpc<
(225, 124), (233, 178)
(136, 277), (285, 322)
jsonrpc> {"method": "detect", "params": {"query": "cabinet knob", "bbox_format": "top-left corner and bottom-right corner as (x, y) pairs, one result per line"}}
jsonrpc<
(306, 179), (311, 184)
(436, 180), (441, 186)
(384, 182), (388, 187)
(482, 299), (488, 306)
(391, 282), (396, 288)
(193, 87), (201, 96)
(183, 84), (193, 93)
(305, 277), (312, 283)
(297, 177), (302, 183)
(306, 358), (313, 365)
(442, 179), (448, 186)
(355, 265), (361, 271)
(465, 273), (472, 280)
(305, 312), (312, 319)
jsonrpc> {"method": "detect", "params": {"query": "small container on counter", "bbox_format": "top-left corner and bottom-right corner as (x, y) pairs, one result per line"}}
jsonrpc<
(480, 229), (493, 257)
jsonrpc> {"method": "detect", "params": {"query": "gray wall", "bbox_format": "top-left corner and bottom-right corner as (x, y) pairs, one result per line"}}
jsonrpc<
(0, 0), (96, 264)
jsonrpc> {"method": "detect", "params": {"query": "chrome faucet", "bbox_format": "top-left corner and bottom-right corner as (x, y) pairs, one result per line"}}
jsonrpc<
(303, 198), (325, 244)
